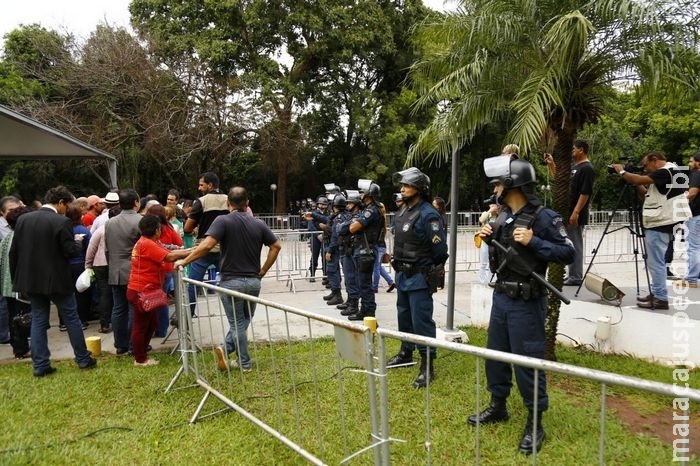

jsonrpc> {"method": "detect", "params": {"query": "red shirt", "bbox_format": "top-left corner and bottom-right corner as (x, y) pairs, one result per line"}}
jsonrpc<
(160, 222), (183, 247)
(127, 237), (169, 292)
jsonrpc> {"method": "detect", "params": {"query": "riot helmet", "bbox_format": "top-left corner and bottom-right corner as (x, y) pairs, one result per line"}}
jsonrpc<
(484, 155), (536, 188)
(316, 196), (329, 206)
(393, 167), (430, 195)
(483, 155), (537, 204)
(332, 193), (347, 208)
(345, 190), (361, 208)
(358, 179), (380, 198)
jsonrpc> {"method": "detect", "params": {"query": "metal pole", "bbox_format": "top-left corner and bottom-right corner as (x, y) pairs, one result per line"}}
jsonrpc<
(446, 145), (459, 330)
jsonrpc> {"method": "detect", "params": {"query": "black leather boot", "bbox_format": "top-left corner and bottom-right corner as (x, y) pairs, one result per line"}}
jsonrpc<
(386, 349), (413, 367)
(518, 410), (545, 455)
(336, 299), (349, 310)
(340, 297), (358, 316)
(348, 306), (374, 321)
(323, 290), (335, 300)
(412, 355), (435, 388)
(326, 290), (344, 306)
(468, 397), (509, 426)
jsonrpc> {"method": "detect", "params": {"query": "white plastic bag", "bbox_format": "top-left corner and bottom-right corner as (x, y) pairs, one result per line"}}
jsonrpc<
(75, 268), (94, 293)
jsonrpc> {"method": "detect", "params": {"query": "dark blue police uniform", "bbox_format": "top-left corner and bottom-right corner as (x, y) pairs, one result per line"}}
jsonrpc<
(336, 210), (358, 310)
(392, 199), (448, 358)
(486, 202), (574, 412)
(350, 201), (384, 317)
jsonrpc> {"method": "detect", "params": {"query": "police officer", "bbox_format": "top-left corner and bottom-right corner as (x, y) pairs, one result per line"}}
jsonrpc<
(336, 191), (362, 316)
(468, 155), (575, 455)
(343, 180), (384, 321)
(306, 196), (328, 282)
(321, 194), (346, 305)
(385, 168), (448, 388)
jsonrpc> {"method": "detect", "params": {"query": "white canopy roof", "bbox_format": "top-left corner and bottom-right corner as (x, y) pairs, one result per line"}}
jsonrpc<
(0, 104), (117, 189)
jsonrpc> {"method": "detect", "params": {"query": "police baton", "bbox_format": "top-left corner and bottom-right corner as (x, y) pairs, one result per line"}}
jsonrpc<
(491, 239), (570, 305)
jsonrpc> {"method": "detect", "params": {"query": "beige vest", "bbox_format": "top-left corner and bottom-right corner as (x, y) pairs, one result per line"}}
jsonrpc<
(642, 164), (691, 228)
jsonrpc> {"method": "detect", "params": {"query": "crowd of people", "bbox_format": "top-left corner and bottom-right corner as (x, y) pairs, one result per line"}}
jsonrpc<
(1, 145), (698, 456)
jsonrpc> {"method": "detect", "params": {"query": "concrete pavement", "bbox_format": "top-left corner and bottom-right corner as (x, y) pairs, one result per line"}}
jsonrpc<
(1, 260), (698, 365)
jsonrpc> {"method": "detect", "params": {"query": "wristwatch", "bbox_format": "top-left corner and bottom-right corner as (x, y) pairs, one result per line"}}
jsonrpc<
(619, 169), (626, 176)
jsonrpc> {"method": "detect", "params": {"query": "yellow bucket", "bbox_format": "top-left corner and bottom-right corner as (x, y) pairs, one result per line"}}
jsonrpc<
(86, 336), (102, 357)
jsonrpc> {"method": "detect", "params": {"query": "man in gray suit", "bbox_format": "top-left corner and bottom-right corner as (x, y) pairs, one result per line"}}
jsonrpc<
(104, 188), (141, 354)
(9, 186), (97, 377)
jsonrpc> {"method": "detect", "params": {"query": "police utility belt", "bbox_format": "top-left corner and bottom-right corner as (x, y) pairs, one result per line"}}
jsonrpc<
(392, 260), (431, 277)
(494, 279), (544, 300)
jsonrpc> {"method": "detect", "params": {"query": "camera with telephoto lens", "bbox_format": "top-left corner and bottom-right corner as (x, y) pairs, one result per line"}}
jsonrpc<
(607, 157), (643, 175)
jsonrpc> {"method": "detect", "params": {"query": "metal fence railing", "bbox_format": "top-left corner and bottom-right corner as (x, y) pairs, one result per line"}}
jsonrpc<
(166, 271), (699, 465)
(258, 213), (652, 286)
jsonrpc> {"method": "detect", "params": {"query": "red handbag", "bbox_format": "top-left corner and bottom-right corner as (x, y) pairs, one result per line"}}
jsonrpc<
(137, 284), (169, 312)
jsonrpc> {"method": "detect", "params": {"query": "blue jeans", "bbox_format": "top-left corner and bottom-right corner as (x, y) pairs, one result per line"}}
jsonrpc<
(187, 252), (220, 316)
(644, 229), (670, 301)
(372, 245), (394, 291)
(28, 292), (92, 372)
(219, 276), (261, 369)
(111, 285), (133, 351)
(684, 216), (700, 284)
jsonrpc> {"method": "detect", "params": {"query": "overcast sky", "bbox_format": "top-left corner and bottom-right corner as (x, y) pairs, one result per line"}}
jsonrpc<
(1, 0), (456, 44)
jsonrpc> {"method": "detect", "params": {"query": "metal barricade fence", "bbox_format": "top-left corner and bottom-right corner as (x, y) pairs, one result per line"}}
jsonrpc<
(253, 212), (644, 279)
(168, 271), (699, 465)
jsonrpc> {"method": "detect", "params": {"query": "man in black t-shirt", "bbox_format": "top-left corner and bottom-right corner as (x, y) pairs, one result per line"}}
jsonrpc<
(545, 140), (595, 286)
(612, 151), (690, 309)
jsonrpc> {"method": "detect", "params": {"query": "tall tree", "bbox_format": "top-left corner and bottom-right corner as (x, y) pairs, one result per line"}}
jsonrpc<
(408, 0), (700, 359)
(129, 0), (433, 211)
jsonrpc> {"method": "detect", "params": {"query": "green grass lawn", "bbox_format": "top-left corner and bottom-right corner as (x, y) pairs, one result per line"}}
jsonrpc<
(0, 327), (697, 465)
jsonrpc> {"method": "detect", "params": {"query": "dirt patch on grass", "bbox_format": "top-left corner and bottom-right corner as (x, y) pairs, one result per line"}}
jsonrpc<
(551, 374), (698, 459)
(607, 395), (698, 459)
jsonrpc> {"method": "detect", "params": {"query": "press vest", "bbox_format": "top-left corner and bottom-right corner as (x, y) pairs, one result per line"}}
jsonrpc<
(642, 163), (691, 229)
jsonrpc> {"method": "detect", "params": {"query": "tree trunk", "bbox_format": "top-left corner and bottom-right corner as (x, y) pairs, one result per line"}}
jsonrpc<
(544, 131), (575, 361)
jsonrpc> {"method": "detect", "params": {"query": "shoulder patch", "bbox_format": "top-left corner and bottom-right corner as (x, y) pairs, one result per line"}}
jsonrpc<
(363, 210), (372, 219)
(559, 227), (568, 237)
(430, 220), (440, 231)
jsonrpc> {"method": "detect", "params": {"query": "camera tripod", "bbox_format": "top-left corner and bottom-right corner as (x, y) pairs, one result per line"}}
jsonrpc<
(574, 181), (652, 301)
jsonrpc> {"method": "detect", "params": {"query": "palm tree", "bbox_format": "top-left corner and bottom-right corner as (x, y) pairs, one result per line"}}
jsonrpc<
(408, 0), (700, 359)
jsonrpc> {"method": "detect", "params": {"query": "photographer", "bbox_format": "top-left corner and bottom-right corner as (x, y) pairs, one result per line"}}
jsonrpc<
(611, 151), (691, 309)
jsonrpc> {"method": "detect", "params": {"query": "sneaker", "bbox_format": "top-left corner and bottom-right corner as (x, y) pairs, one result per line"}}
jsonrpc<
(230, 360), (252, 373)
(59, 324), (68, 332)
(81, 321), (89, 330)
(97, 326), (112, 334)
(214, 346), (228, 371)
(134, 358), (159, 366)
(637, 299), (669, 310)
(673, 279), (698, 289)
